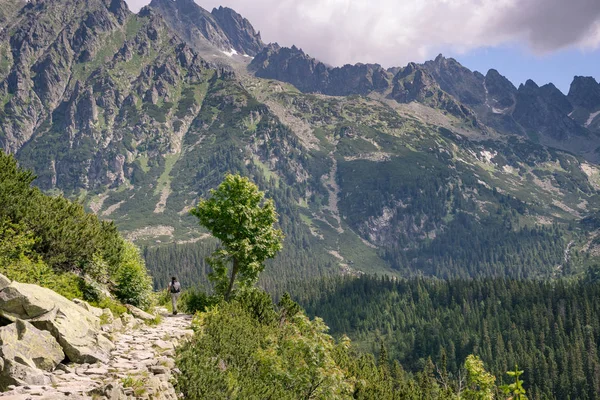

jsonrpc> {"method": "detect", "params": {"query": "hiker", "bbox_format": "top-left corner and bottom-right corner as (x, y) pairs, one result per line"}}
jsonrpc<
(168, 276), (181, 315)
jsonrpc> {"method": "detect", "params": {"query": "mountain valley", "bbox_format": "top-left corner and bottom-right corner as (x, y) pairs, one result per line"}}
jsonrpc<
(1, 0), (600, 288)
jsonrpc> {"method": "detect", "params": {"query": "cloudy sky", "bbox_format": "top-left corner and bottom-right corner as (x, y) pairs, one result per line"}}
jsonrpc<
(126, 0), (600, 93)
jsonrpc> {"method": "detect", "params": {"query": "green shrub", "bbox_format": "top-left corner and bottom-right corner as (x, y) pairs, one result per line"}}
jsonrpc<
(155, 289), (171, 308)
(0, 219), (84, 299)
(179, 288), (219, 314)
(83, 253), (110, 285)
(176, 291), (352, 399)
(114, 241), (153, 309)
(93, 296), (128, 317)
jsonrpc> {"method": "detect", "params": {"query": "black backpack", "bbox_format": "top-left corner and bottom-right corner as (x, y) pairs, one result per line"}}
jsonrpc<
(170, 282), (181, 293)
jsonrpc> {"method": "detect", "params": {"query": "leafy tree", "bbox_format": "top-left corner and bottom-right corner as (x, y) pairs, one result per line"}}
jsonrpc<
(464, 355), (496, 400)
(190, 174), (284, 300)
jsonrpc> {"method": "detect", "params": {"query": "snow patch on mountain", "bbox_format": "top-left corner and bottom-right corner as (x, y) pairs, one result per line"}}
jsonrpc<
(222, 48), (238, 57)
(585, 110), (600, 127)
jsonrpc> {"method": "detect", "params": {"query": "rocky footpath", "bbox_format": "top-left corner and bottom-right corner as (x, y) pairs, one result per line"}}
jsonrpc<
(0, 274), (193, 399)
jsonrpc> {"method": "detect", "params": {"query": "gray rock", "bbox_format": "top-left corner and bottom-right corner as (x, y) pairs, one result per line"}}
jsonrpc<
(150, 365), (169, 375)
(84, 367), (109, 375)
(125, 304), (156, 322)
(0, 281), (114, 363)
(72, 299), (104, 318)
(0, 273), (10, 291)
(121, 313), (141, 330)
(0, 319), (64, 391)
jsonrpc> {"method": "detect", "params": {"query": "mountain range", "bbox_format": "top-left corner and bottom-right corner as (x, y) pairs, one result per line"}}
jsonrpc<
(2, 0), (600, 286)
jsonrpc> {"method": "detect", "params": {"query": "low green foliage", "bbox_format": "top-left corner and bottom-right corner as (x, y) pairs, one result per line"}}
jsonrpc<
(177, 288), (531, 399)
(177, 289), (352, 399)
(114, 242), (153, 309)
(500, 366), (528, 400)
(145, 315), (162, 326)
(179, 288), (219, 314)
(121, 375), (147, 397)
(93, 296), (128, 317)
(0, 152), (152, 310)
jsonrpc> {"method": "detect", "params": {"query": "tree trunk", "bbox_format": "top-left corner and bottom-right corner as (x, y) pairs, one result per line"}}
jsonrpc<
(225, 258), (238, 301)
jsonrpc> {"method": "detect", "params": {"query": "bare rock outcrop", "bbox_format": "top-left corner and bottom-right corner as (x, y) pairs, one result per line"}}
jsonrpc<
(0, 319), (65, 391)
(0, 275), (114, 364)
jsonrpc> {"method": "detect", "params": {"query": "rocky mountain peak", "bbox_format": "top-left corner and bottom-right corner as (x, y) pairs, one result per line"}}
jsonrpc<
(520, 79), (540, 90)
(513, 79), (582, 142)
(391, 62), (476, 120)
(422, 54), (485, 106)
(250, 45), (389, 96)
(149, 0), (264, 56)
(210, 5), (264, 56)
(484, 68), (517, 110)
(568, 76), (600, 111)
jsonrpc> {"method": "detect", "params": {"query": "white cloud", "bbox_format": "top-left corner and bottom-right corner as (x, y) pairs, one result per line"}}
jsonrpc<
(124, 0), (600, 67)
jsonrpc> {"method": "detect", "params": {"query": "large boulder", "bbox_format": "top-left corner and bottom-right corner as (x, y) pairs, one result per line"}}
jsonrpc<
(125, 304), (155, 322)
(0, 319), (65, 390)
(0, 280), (114, 363)
(72, 299), (104, 318)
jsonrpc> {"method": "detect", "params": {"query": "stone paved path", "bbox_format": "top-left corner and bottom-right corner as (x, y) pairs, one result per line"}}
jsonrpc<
(0, 313), (193, 400)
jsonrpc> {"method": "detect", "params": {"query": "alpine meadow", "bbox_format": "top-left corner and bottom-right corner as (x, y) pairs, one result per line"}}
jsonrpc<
(1, 0), (600, 398)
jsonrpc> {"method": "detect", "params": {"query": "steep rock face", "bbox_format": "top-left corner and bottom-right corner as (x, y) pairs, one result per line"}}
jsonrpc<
(568, 76), (600, 111)
(210, 6), (264, 56)
(418, 56), (522, 132)
(2, 1), (218, 190)
(149, 0), (264, 56)
(391, 62), (475, 120)
(422, 54), (486, 107)
(513, 80), (584, 141)
(567, 76), (600, 131)
(249, 48), (600, 159)
(394, 56), (600, 157)
(0, 0), (25, 29)
(250, 44), (390, 96)
(484, 69), (517, 111)
(0, 0), (130, 153)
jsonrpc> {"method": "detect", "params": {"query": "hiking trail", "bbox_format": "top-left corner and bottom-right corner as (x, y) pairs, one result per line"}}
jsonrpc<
(0, 313), (193, 400)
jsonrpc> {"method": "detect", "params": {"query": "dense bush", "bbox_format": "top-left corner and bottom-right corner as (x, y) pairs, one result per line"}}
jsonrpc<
(176, 289), (352, 399)
(0, 217), (84, 299)
(0, 152), (152, 308)
(178, 288), (219, 314)
(113, 242), (153, 309)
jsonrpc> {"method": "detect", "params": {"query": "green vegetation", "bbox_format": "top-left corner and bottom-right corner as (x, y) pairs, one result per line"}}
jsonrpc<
(121, 375), (147, 397)
(176, 176), (542, 399)
(190, 174), (284, 300)
(291, 275), (600, 399)
(113, 242), (153, 309)
(0, 152), (152, 308)
(176, 286), (535, 399)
